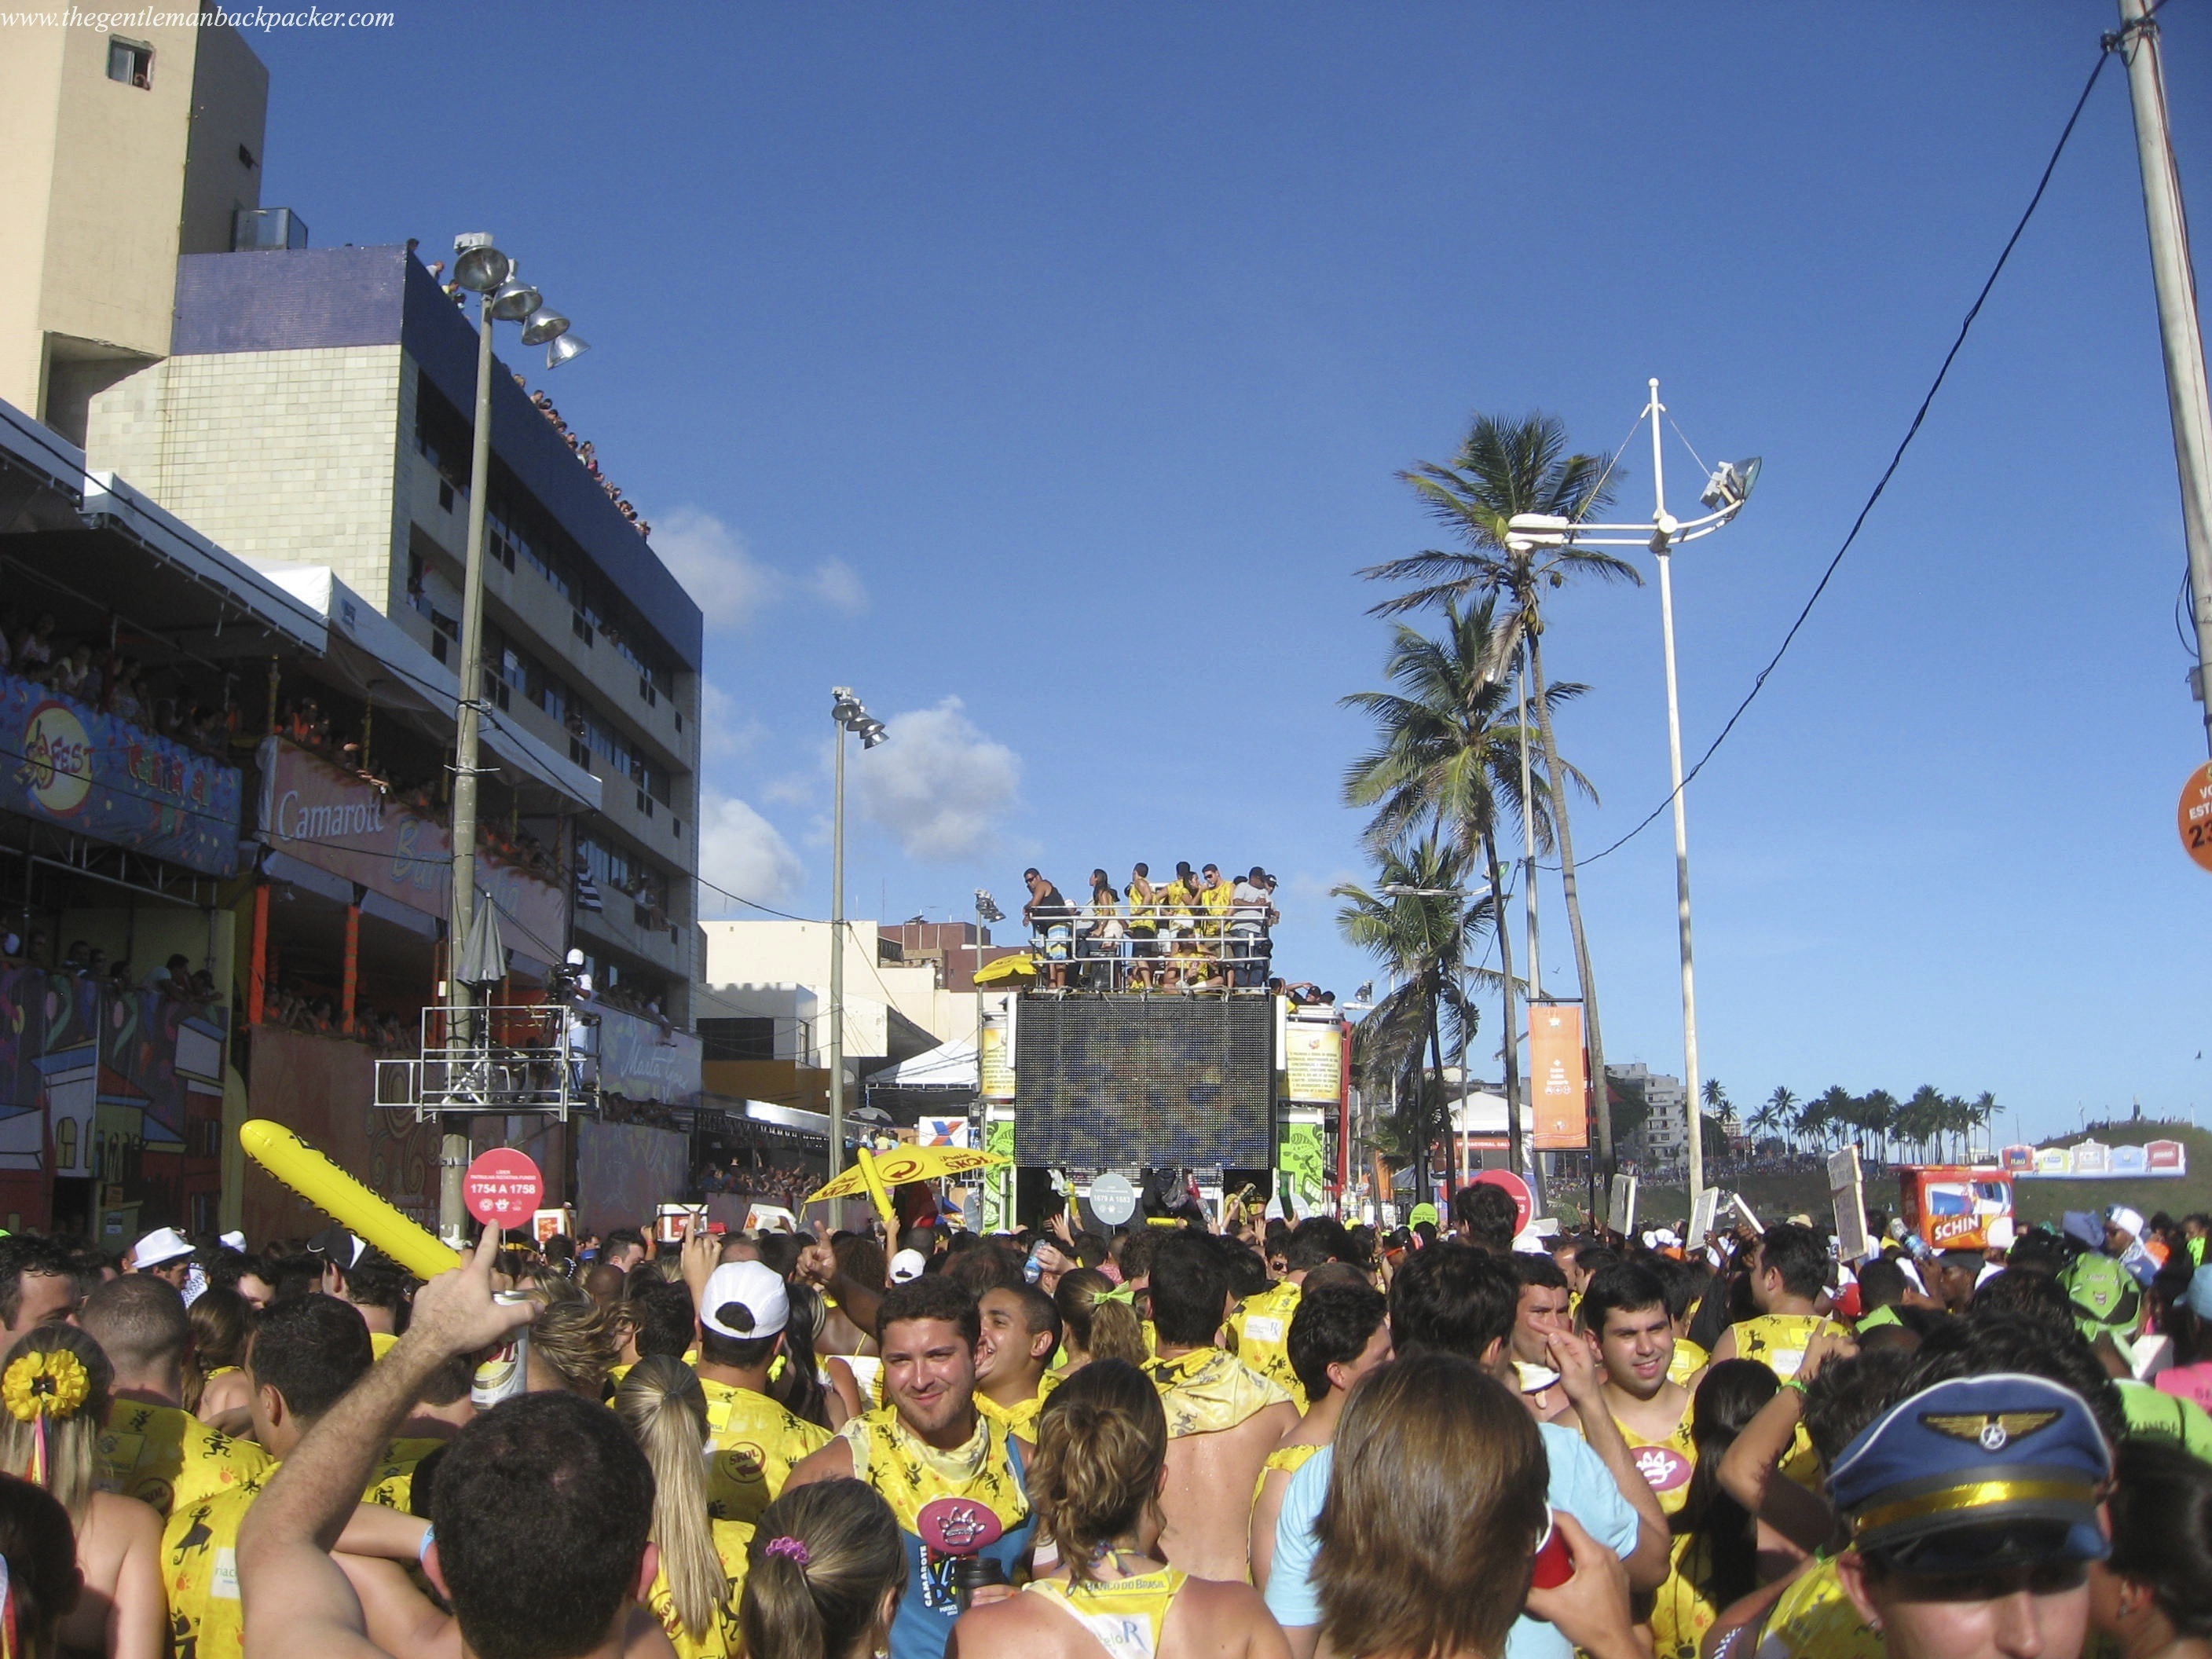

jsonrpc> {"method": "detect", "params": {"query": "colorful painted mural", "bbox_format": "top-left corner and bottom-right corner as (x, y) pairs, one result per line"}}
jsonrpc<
(0, 964), (228, 1235)
(3, 670), (242, 876)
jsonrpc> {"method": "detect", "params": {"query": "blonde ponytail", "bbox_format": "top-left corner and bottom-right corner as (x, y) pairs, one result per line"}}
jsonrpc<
(612, 1356), (723, 1643)
(1028, 1357), (1166, 1583)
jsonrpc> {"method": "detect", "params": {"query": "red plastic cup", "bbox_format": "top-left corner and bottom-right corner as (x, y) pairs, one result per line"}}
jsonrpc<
(1531, 1506), (1574, 1589)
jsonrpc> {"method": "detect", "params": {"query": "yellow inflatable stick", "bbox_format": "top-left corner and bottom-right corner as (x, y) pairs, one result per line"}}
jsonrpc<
(854, 1144), (898, 1234)
(239, 1119), (461, 1282)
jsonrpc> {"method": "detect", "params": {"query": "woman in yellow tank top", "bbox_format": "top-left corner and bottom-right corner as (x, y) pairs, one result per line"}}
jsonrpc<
(614, 1357), (756, 1658)
(946, 1359), (1288, 1659)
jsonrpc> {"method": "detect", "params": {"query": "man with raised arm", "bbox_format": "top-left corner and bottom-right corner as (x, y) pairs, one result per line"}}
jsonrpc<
(233, 1231), (672, 1659)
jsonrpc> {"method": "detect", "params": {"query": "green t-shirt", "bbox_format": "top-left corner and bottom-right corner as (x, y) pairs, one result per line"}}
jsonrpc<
(2119, 1378), (2212, 1461)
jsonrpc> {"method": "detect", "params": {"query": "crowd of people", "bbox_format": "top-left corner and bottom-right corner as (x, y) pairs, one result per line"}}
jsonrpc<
(0, 1175), (2203, 1659)
(1020, 862), (1282, 991)
(0, 606), (244, 756)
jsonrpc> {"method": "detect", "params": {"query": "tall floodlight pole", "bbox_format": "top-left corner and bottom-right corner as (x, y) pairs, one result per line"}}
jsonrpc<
(440, 233), (585, 1244)
(2116, 0), (2212, 753)
(1646, 380), (1706, 1229)
(1509, 383), (1760, 1236)
(826, 689), (887, 1193)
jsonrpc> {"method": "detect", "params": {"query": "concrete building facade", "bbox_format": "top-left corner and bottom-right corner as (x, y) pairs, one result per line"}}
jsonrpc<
(0, 9), (270, 443)
(82, 247), (704, 1018)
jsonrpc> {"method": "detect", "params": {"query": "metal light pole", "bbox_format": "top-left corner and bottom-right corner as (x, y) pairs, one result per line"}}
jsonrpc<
(1646, 380), (1707, 1232)
(439, 233), (586, 1243)
(1508, 383), (1760, 1232)
(826, 689), (886, 1190)
(2115, 0), (2212, 753)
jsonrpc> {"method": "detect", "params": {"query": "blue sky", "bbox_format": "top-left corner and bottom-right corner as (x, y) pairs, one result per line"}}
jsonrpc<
(249, 3), (2208, 1143)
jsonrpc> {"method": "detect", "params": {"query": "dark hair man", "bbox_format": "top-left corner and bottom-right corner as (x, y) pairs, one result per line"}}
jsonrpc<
(1142, 1232), (1298, 1581)
(79, 1274), (269, 1516)
(1711, 1222), (1849, 1379)
(166, 1294), (377, 1659)
(786, 1275), (1037, 1659)
(1452, 1182), (1520, 1254)
(311, 1229), (412, 1356)
(599, 1227), (649, 1273)
(0, 1235), (79, 1346)
(1577, 1264), (1697, 1518)
(1229, 1218), (1353, 1403)
(973, 1283), (1058, 1437)
(233, 1232), (667, 1659)
(1508, 1251), (1576, 1421)
(1251, 1283), (1391, 1588)
(1264, 1243), (1671, 1659)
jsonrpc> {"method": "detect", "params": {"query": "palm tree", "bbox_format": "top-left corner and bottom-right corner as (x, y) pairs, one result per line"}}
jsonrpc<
(1340, 598), (1588, 1198)
(1859, 1090), (1900, 1166)
(1760, 1086), (1798, 1155)
(1808, 1086), (1855, 1154)
(1970, 1092), (1999, 1162)
(1359, 412), (1641, 1171)
(1336, 837), (1499, 1203)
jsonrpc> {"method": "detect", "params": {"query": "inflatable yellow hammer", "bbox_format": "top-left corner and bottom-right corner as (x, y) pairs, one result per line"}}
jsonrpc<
(239, 1119), (461, 1283)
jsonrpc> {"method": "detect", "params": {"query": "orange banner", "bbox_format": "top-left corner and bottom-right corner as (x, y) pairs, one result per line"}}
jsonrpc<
(1529, 1003), (1588, 1150)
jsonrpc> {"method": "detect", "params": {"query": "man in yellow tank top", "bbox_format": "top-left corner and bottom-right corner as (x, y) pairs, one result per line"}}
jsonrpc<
(79, 1275), (269, 1518)
(1579, 1263), (1697, 1515)
(690, 1258), (831, 1523)
(1712, 1222), (1849, 1381)
(786, 1276), (1037, 1659)
(975, 1284), (1058, 1438)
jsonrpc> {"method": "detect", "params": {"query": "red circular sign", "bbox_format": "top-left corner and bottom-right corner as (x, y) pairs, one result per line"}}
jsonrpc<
(463, 1148), (544, 1229)
(2181, 762), (2212, 873)
(1474, 1168), (1533, 1235)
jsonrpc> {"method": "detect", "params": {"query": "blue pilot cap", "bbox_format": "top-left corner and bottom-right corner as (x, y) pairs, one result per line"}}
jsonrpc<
(1829, 1373), (2111, 1573)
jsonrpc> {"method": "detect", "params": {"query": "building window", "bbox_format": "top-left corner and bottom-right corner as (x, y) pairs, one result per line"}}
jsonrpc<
(698, 1018), (777, 1063)
(108, 38), (153, 87)
(55, 1119), (76, 1172)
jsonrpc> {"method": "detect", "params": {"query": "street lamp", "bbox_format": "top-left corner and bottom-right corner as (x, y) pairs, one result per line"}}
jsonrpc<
(1507, 377), (1760, 1229)
(439, 232), (586, 1245)
(826, 688), (887, 1188)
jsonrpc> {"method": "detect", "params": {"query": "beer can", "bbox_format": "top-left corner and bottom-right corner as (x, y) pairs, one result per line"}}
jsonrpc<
(471, 1292), (532, 1408)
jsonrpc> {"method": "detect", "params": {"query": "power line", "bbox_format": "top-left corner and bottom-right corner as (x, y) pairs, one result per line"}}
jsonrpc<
(1560, 45), (2117, 871)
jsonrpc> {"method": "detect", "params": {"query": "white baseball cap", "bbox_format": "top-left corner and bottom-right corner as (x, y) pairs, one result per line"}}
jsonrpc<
(2107, 1206), (2147, 1240)
(218, 1231), (247, 1253)
(889, 1248), (926, 1284)
(700, 1261), (789, 1339)
(134, 1226), (192, 1269)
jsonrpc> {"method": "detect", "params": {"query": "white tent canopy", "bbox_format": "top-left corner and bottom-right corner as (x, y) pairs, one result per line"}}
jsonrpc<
(866, 1035), (978, 1090)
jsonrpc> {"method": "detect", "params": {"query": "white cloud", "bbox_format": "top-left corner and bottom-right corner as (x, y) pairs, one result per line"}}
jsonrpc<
(850, 698), (1021, 862)
(811, 558), (868, 614)
(654, 508), (779, 629)
(697, 791), (804, 914)
(654, 507), (870, 628)
(698, 682), (766, 760)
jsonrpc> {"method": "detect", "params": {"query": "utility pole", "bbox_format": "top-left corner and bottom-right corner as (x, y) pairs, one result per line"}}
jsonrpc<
(441, 276), (499, 1247)
(2118, 0), (2212, 753)
(828, 721), (847, 1185)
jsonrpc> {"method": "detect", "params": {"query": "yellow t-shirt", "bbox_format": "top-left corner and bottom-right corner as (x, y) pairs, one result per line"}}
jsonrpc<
(1727, 1314), (1850, 1381)
(646, 1517), (756, 1659)
(1650, 1531), (1721, 1659)
(99, 1399), (270, 1518)
(163, 1475), (265, 1659)
(1227, 1280), (1305, 1405)
(699, 1379), (832, 1526)
(361, 1437), (445, 1513)
(1614, 1405), (1698, 1516)
(1756, 1555), (1885, 1659)
(1667, 1338), (1711, 1389)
